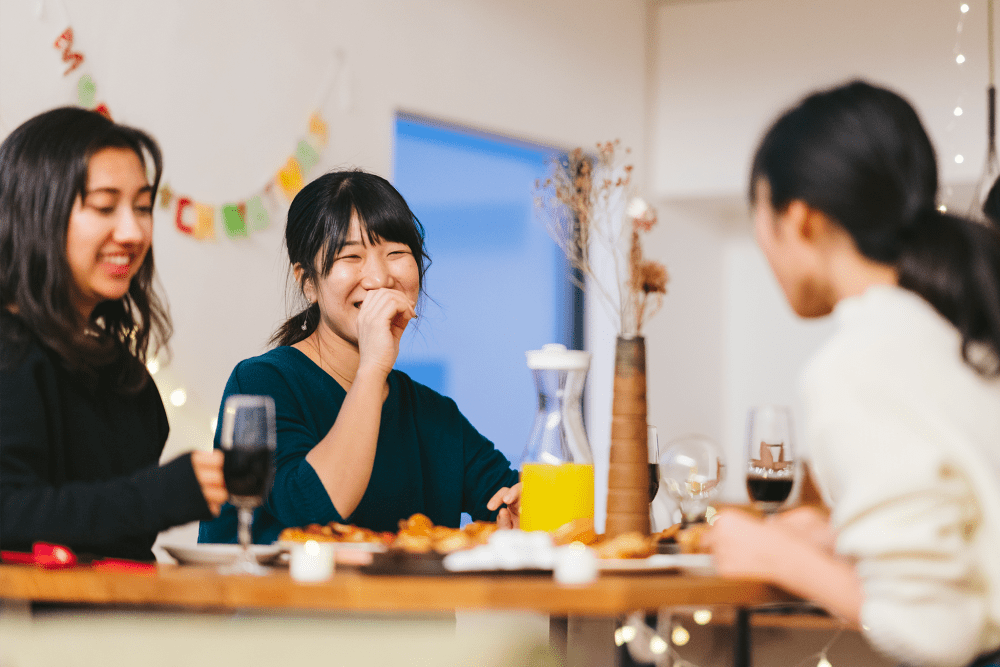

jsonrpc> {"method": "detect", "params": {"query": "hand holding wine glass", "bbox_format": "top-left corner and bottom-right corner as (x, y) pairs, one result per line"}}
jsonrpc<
(219, 395), (276, 575)
(745, 405), (795, 514)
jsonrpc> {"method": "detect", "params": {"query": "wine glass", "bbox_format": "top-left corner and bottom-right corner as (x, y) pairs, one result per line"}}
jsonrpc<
(219, 394), (276, 575)
(647, 425), (660, 530)
(660, 434), (725, 526)
(745, 405), (795, 514)
(647, 425), (660, 504)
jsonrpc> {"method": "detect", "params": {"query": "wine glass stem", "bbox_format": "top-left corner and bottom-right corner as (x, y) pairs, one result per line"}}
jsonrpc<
(237, 507), (254, 567)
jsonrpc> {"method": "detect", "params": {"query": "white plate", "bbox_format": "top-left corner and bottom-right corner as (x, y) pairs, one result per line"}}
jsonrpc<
(277, 540), (387, 553)
(162, 543), (286, 566)
(598, 553), (714, 573)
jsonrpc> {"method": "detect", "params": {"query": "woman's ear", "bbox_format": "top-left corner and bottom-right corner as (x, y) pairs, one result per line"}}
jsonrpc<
(294, 264), (315, 303)
(783, 200), (835, 246)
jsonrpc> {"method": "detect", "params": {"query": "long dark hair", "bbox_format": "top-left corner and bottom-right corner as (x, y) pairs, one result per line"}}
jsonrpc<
(271, 170), (429, 347)
(0, 107), (170, 392)
(750, 80), (1000, 377)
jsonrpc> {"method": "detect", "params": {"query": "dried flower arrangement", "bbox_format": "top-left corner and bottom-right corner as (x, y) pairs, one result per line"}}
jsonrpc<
(536, 140), (669, 337)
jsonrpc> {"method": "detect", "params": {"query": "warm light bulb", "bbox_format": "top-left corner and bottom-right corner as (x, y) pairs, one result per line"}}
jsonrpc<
(961, 3), (970, 12)
(956, 155), (965, 164)
(621, 624), (638, 643)
(614, 628), (626, 647)
(169, 388), (187, 407)
(146, 358), (160, 375)
(650, 636), (668, 655)
(957, 54), (967, 64)
(938, 204), (948, 213)
(817, 658), (833, 667)
(693, 609), (713, 625)
(955, 106), (964, 116)
(671, 624), (690, 646)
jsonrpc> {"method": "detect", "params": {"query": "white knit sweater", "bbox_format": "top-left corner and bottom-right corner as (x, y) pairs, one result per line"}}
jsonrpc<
(801, 285), (1000, 667)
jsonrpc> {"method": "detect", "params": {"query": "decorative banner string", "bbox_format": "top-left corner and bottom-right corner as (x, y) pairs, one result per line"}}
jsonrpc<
(46, 11), (341, 241)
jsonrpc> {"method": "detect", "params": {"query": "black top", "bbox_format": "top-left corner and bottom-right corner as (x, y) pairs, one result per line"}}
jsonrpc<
(0, 312), (211, 561)
(200, 346), (519, 544)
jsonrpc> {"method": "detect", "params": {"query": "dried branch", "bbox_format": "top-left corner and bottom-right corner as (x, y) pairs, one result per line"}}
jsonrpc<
(535, 141), (669, 336)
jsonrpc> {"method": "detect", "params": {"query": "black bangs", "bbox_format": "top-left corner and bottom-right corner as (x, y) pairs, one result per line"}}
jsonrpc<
(312, 171), (428, 285)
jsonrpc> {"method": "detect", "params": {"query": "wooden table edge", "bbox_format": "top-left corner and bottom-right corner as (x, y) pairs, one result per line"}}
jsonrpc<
(0, 564), (795, 615)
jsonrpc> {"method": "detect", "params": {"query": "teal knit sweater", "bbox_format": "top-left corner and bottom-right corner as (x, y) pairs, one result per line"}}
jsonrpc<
(199, 346), (518, 544)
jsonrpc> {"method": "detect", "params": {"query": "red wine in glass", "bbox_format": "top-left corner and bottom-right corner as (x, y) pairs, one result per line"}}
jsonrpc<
(648, 463), (660, 503)
(219, 395), (276, 575)
(747, 477), (793, 504)
(223, 447), (274, 506)
(745, 406), (796, 514)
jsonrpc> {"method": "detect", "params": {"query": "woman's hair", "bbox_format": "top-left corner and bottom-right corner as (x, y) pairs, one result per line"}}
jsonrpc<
(271, 170), (428, 347)
(0, 106), (170, 392)
(750, 80), (1000, 377)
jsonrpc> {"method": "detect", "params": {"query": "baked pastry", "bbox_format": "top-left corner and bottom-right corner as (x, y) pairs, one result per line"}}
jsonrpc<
(278, 522), (394, 546)
(593, 531), (656, 559)
(674, 522), (709, 554)
(278, 513), (499, 555)
(551, 517), (598, 546)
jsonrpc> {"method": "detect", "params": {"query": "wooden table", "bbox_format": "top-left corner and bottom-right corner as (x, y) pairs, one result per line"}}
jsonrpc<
(0, 563), (796, 667)
(0, 563), (792, 614)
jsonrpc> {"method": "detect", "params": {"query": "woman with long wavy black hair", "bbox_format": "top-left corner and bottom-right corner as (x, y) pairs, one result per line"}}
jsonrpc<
(0, 107), (227, 561)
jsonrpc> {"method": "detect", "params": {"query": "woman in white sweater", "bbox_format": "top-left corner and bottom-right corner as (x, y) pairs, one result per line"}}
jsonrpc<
(707, 80), (1000, 667)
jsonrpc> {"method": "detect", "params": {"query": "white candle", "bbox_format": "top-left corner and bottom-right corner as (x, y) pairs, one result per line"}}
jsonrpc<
(289, 540), (336, 582)
(553, 544), (598, 585)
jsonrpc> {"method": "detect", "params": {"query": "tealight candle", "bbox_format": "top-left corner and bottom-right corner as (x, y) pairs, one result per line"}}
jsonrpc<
(289, 540), (335, 582)
(553, 544), (598, 585)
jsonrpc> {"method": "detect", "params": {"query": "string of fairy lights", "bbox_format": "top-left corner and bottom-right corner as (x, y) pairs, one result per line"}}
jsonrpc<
(614, 605), (847, 667)
(942, 0), (998, 214)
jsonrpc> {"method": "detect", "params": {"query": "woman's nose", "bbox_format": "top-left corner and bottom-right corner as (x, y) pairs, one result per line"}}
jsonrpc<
(113, 209), (148, 245)
(360, 256), (394, 289)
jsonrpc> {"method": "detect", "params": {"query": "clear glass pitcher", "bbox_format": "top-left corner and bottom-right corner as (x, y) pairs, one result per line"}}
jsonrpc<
(519, 344), (594, 533)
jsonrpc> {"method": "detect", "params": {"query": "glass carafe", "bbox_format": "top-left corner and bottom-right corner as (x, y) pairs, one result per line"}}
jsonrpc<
(519, 344), (594, 533)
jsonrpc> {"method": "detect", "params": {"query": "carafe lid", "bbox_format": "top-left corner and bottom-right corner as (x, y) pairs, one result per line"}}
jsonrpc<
(525, 344), (591, 371)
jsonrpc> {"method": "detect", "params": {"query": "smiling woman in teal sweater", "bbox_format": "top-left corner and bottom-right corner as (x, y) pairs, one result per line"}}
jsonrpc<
(200, 171), (519, 545)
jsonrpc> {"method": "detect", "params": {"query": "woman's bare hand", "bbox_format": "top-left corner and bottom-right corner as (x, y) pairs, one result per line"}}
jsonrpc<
(355, 288), (416, 378)
(768, 505), (837, 554)
(487, 483), (522, 529)
(191, 450), (228, 516)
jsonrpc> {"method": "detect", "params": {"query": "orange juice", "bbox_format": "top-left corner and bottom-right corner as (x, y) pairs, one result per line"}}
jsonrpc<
(519, 463), (594, 533)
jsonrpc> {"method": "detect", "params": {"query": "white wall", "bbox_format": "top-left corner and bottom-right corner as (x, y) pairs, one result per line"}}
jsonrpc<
(651, 0), (992, 200)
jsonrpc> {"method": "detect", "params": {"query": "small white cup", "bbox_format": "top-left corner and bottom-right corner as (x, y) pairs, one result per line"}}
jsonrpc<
(289, 540), (336, 582)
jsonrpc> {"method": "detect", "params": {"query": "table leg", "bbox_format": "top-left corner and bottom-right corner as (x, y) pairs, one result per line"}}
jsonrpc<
(550, 616), (568, 663)
(734, 608), (752, 667)
(550, 616), (619, 667)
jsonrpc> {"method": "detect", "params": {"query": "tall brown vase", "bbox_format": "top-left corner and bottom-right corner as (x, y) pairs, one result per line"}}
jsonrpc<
(605, 335), (650, 538)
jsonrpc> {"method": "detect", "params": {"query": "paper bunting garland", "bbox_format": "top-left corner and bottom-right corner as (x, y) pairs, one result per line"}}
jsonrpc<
(50, 26), (110, 118)
(161, 114), (328, 241)
(50, 24), (332, 241)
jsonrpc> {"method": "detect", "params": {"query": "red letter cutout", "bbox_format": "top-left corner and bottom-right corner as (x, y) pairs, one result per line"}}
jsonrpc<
(53, 28), (84, 76)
